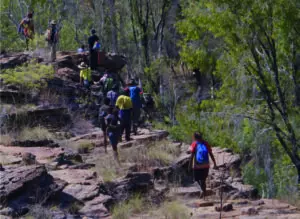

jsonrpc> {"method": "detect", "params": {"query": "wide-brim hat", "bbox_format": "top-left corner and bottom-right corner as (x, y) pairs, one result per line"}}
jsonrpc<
(78, 62), (88, 69)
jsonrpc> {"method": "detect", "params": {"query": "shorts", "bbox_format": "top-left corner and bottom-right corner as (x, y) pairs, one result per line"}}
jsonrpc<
(108, 132), (118, 150)
(84, 80), (90, 88)
(193, 168), (209, 181)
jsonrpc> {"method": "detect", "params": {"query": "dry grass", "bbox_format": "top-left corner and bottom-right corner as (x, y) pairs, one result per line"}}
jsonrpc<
(120, 140), (181, 168)
(95, 155), (121, 182)
(0, 134), (13, 145)
(18, 126), (54, 141)
(158, 201), (190, 219)
(112, 195), (146, 219)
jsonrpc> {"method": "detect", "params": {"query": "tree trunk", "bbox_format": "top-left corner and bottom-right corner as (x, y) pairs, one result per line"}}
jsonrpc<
(108, 0), (118, 53)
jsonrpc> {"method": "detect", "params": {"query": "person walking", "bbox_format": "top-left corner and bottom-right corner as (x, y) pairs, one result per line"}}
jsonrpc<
(116, 89), (132, 142)
(99, 98), (111, 153)
(45, 20), (59, 62)
(78, 62), (92, 88)
(18, 12), (35, 50)
(106, 107), (121, 164)
(107, 84), (119, 106)
(88, 29), (99, 70)
(189, 132), (217, 199)
(128, 79), (142, 135)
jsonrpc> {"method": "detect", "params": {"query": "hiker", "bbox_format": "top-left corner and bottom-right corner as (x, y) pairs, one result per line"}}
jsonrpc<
(88, 29), (100, 70)
(77, 44), (86, 53)
(99, 98), (111, 153)
(189, 132), (217, 199)
(106, 107), (121, 164)
(116, 88), (132, 141)
(18, 12), (35, 50)
(107, 84), (119, 106)
(45, 20), (59, 62)
(128, 79), (142, 135)
(103, 75), (114, 95)
(78, 62), (92, 88)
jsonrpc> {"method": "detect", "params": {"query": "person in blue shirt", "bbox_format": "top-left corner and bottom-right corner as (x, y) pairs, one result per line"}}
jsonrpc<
(128, 79), (142, 135)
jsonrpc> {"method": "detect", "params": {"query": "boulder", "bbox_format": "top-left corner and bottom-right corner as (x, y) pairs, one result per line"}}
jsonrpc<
(240, 206), (259, 215)
(22, 152), (36, 165)
(0, 89), (26, 104)
(56, 67), (80, 82)
(105, 172), (153, 201)
(215, 203), (233, 212)
(63, 184), (100, 201)
(5, 107), (71, 129)
(229, 182), (258, 199)
(0, 165), (66, 216)
(12, 139), (59, 148)
(49, 169), (99, 185)
(0, 53), (30, 70)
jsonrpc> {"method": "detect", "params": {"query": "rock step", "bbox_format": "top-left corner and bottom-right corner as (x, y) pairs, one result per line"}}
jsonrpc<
(170, 186), (215, 198)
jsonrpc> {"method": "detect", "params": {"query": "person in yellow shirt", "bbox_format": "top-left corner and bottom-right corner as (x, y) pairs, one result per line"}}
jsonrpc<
(116, 88), (132, 141)
(78, 62), (92, 88)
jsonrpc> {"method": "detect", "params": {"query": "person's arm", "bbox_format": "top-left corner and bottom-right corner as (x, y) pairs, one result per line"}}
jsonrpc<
(188, 142), (196, 172)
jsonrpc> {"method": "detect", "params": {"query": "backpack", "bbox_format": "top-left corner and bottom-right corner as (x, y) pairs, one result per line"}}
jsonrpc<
(93, 41), (101, 50)
(104, 78), (113, 92)
(195, 142), (209, 164)
(129, 86), (141, 105)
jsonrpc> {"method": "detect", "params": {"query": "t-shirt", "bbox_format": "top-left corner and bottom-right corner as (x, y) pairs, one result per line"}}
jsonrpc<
(88, 34), (99, 51)
(107, 90), (119, 106)
(129, 86), (142, 108)
(116, 95), (132, 110)
(190, 141), (212, 169)
(80, 68), (92, 81)
(106, 114), (119, 133)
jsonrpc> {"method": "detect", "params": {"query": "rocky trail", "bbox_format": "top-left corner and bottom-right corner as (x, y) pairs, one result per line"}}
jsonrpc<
(1, 52), (300, 218)
(1, 128), (299, 218)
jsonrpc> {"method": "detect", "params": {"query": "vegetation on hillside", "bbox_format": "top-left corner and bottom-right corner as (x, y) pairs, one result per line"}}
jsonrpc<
(1, 0), (299, 202)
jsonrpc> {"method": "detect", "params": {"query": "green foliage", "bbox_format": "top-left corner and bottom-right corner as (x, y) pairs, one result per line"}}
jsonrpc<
(1, 62), (54, 92)
(175, 0), (300, 200)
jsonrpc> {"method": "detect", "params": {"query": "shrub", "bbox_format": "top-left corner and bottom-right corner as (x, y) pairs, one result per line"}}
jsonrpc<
(0, 62), (54, 92)
(76, 140), (94, 154)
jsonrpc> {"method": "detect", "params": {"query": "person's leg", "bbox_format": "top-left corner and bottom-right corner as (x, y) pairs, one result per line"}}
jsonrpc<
(125, 119), (131, 141)
(103, 130), (107, 153)
(52, 43), (56, 61)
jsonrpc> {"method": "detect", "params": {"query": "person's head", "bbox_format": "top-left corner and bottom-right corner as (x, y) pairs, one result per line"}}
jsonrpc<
(128, 79), (137, 86)
(113, 108), (119, 116)
(112, 84), (118, 91)
(123, 87), (130, 96)
(193, 132), (203, 141)
(104, 97), (110, 105)
(107, 106), (114, 114)
(81, 44), (85, 50)
(27, 13), (33, 18)
(91, 29), (96, 35)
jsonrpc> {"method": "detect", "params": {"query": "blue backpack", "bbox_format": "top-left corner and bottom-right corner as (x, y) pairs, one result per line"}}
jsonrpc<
(195, 142), (209, 164)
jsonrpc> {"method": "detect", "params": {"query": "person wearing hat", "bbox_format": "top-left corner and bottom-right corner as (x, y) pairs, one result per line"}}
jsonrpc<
(78, 62), (92, 88)
(128, 79), (142, 135)
(45, 20), (59, 61)
(18, 12), (35, 50)
(88, 29), (100, 70)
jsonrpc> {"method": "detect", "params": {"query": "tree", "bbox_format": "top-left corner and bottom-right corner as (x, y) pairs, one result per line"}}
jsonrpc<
(178, 0), (300, 184)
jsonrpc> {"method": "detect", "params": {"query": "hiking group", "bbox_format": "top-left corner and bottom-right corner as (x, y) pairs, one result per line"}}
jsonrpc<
(19, 12), (59, 62)
(18, 16), (216, 199)
(98, 78), (144, 164)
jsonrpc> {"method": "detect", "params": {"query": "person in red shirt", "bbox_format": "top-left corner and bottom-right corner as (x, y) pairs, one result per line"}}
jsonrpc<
(189, 132), (217, 198)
